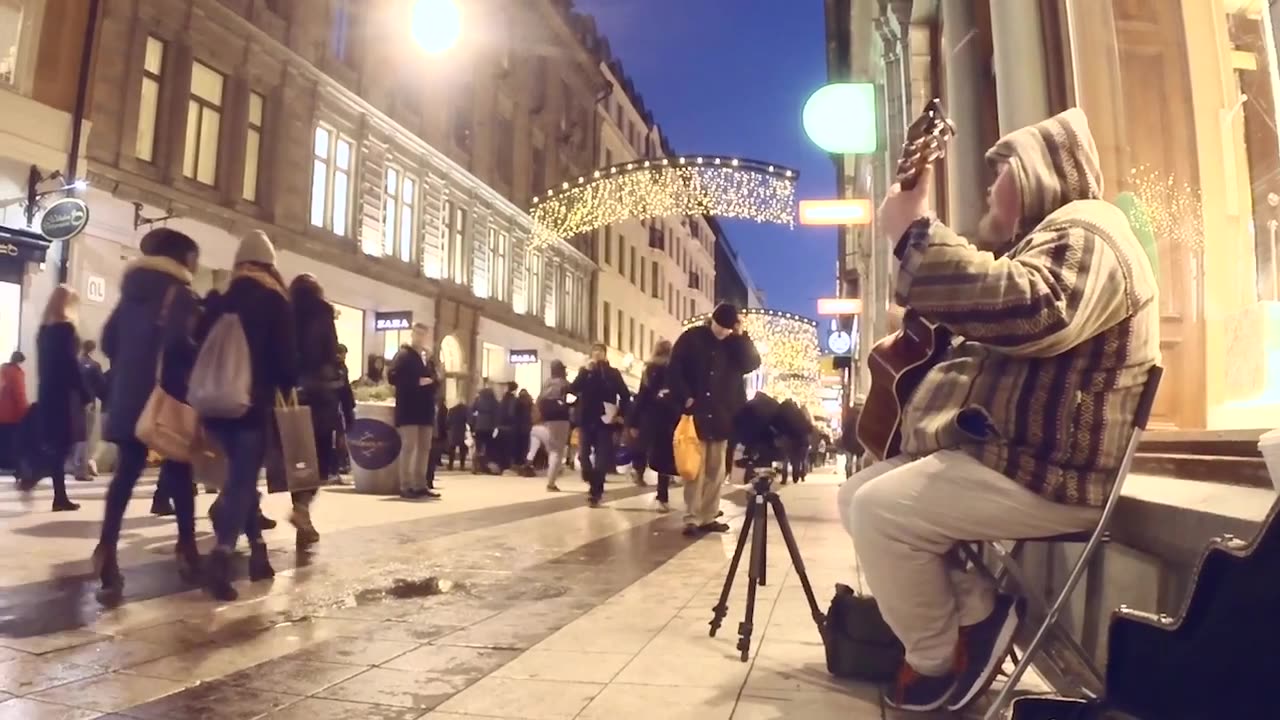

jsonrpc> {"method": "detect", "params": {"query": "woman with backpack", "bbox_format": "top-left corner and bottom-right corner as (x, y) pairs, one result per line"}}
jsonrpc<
(22, 285), (87, 511)
(288, 273), (343, 544)
(93, 229), (203, 604)
(194, 230), (297, 601)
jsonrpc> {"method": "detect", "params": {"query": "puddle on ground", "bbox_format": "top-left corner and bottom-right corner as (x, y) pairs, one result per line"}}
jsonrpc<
(351, 576), (467, 605)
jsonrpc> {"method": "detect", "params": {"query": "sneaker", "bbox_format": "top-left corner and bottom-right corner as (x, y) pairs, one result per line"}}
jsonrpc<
(946, 594), (1024, 711)
(682, 524), (702, 538)
(632, 471), (647, 487)
(546, 482), (560, 492)
(886, 662), (959, 712)
(516, 464), (536, 478)
(421, 489), (442, 499)
(587, 497), (602, 508)
(698, 521), (730, 533)
(654, 501), (670, 513)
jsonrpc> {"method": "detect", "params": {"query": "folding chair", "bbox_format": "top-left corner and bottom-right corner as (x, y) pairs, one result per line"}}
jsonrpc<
(964, 367), (1164, 720)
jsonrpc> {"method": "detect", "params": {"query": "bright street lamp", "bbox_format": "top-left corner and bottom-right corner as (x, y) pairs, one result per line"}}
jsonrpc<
(411, 0), (463, 54)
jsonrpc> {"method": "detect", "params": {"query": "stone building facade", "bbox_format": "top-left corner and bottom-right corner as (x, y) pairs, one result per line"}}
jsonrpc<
(70, 0), (602, 401)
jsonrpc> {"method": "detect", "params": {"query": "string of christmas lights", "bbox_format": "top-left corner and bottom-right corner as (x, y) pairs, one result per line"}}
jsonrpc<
(529, 156), (798, 246)
(683, 308), (821, 412)
(1126, 164), (1206, 252)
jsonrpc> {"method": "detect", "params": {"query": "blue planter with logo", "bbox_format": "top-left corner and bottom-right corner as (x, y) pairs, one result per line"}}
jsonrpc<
(348, 403), (402, 494)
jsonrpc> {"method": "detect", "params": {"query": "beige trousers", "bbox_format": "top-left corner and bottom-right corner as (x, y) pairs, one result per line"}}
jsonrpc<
(683, 439), (728, 526)
(398, 425), (434, 493)
(837, 449), (1100, 675)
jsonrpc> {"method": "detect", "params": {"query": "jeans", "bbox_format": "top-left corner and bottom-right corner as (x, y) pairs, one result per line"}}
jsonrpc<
(578, 424), (615, 501)
(208, 422), (267, 552)
(102, 439), (196, 548)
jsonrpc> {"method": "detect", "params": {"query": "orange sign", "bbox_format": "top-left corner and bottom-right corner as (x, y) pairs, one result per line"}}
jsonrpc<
(817, 297), (862, 315)
(798, 198), (872, 226)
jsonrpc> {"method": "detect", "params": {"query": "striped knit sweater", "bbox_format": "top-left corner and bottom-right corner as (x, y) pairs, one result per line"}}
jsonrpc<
(893, 108), (1160, 507)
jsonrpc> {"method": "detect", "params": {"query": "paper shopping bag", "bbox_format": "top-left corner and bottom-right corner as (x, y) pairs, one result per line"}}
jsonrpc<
(266, 402), (322, 493)
(673, 414), (703, 483)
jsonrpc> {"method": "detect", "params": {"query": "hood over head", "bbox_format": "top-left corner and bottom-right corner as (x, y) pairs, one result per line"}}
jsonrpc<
(120, 255), (193, 304)
(984, 107), (1104, 238)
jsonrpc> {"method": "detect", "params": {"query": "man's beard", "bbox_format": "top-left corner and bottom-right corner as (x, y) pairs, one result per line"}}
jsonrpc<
(975, 210), (1013, 253)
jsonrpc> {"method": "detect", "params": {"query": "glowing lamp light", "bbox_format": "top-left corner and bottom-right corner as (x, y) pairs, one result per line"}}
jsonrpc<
(798, 198), (872, 226)
(411, 0), (462, 54)
(817, 297), (863, 316)
(803, 83), (878, 154)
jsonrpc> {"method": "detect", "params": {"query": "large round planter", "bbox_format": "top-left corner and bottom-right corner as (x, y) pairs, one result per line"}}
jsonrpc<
(348, 402), (401, 495)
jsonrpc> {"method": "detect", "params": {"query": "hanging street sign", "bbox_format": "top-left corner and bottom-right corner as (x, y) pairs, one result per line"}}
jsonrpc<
(802, 82), (878, 154)
(817, 297), (862, 316)
(798, 198), (872, 226)
(40, 197), (90, 242)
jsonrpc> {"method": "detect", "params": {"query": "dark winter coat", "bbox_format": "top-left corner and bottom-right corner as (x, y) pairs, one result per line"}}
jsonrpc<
(515, 391), (534, 434)
(627, 361), (678, 476)
(101, 256), (200, 444)
(446, 403), (469, 446)
(36, 321), (86, 454)
(388, 345), (440, 427)
(536, 376), (571, 423)
(434, 399), (449, 443)
(295, 297), (344, 436)
(471, 388), (498, 433)
(497, 392), (518, 431)
(79, 355), (107, 405)
(197, 269), (298, 429)
(569, 362), (631, 430)
(337, 362), (356, 429)
(666, 324), (762, 441)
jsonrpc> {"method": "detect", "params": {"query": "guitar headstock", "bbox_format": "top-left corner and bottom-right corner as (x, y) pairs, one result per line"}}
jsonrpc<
(896, 99), (956, 191)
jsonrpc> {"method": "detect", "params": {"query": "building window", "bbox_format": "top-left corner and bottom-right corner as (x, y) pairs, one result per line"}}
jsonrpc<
(495, 110), (514, 190)
(331, 0), (351, 63)
(618, 236), (626, 278)
(452, 84), (473, 152)
(182, 61), (224, 186)
(602, 300), (611, 344)
(668, 284), (675, 316)
(603, 226), (613, 266)
(628, 317), (636, 354)
(616, 309), (624, 349)
(639, 322), (646, 357)
(639, 258), (646, 293)
(0, 0), (22, 86)
(310, 125), (354, 236)
(242, 91), (265, 202)
(442, 199), (469, 284)
(629, 246), (637, 285)
(543, 260), (558, 327)
(530, 143), (546, 198)
(528, 250), (543, 316)
(382, 166), (416, 262)
(651, 263), (660, 298)
(136, 36), (165, 163)
(487, 227), (509, 301)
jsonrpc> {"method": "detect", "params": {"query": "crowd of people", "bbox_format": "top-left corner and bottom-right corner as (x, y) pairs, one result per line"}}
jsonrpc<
(0, 226), (833, 604)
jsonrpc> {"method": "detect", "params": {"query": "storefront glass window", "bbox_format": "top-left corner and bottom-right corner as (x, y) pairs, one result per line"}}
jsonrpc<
(332, 302), (364, 382)
(0, 1), (20, 87)
(0, 277), (19, 356)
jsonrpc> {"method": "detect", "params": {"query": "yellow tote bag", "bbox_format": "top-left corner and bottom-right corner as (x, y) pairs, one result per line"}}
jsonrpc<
(673, 415), (703, 482)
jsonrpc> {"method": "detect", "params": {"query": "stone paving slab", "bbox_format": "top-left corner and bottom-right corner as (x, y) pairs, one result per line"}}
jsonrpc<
(0, 469), (1056, 719)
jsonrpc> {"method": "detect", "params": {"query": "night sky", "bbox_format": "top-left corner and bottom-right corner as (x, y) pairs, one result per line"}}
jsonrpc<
(572, 0), (837, 319)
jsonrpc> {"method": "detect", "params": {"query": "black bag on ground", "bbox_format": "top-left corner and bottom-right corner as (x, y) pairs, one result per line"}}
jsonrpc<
(823, 583), (905, 682)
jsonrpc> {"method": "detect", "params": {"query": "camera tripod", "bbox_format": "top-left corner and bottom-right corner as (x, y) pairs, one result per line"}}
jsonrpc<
(709, 469), (826, 661)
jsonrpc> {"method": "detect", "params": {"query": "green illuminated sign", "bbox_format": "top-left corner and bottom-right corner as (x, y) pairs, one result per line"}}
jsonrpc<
(803, 83), (878, 154)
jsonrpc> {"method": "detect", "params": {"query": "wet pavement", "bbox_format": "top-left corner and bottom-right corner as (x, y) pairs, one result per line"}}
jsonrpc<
(0, 469), (1052, 719)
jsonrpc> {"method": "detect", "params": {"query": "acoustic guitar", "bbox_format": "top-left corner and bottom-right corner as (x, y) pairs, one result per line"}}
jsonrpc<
(855, 99), (957, 462)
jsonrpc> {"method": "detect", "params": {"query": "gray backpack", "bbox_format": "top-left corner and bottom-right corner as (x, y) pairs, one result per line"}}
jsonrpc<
(188, 313), (252, 419)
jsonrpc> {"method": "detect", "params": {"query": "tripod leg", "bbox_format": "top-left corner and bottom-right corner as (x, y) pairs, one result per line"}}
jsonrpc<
(759, 508), (767, 587)
(767, 493), (827, 637)
(710, 499), (755, 637)
(737, 495), (767, 662)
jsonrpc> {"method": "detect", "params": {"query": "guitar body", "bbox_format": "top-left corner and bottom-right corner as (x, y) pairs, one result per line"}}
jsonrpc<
(856, 310), (952, 461)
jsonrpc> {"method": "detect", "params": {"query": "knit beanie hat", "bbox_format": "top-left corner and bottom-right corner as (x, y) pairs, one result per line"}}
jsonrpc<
(235, 229), (277, 266)
(711, 302), (740, 329)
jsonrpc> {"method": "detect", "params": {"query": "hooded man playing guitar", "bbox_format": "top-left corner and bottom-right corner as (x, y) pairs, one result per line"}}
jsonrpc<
(837, 106), (1160, 712)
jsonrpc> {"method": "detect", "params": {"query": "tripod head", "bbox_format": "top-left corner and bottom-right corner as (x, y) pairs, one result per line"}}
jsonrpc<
(747, 465), (778, 496)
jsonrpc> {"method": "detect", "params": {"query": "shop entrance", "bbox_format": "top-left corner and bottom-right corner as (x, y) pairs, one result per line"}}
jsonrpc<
(439, 334), (464, 406)
(0, 257), (23, 357)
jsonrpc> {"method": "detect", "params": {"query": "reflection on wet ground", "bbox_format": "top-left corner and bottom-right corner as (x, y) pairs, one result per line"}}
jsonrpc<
(0, 471), (1048, 719)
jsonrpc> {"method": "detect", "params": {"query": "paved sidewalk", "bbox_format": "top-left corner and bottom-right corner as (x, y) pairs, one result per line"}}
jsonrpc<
(0, 469), (1049, 719)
